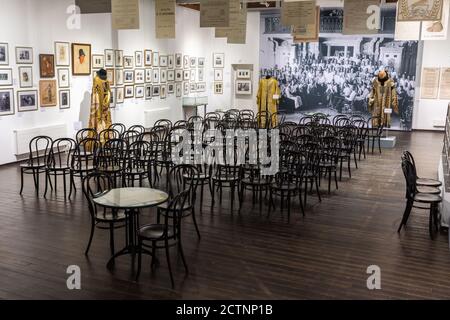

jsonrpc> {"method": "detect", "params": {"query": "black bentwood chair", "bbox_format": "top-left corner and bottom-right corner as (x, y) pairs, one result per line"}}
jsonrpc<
(82, 172), (127, 256)
(19, 135), (52, 196)
(403, 151), (442, 188)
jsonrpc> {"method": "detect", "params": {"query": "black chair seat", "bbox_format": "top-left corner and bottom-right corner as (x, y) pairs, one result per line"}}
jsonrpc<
(271, 182), (297, 191)
(20, 163), (45, 169)
(319, 161), (336, 168)
(417, 178), (442, 187)
(125, 168), (147, 175)
(158, 200), (192, 212)
(212, 174), (240, 182)
(72, 165), (96, 172)
(417, 186), (441, 194)
(242, 177), (270, 186)
(95, 210), (127, 222)
(414, 193), (442, 203)
(48, 165), (70, 170)
(184, 173), (210, 180)
(97, 166), (123, 173)
(139, 224), (174, 240)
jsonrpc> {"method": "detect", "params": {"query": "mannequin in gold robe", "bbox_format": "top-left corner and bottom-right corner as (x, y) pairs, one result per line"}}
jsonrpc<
(257, 76), (281, 128)
(88, 69), (112, 143)
(368, 70), (398, 127)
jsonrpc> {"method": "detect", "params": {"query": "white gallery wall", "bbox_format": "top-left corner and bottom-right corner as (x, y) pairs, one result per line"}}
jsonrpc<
(0, 0), (260, 165)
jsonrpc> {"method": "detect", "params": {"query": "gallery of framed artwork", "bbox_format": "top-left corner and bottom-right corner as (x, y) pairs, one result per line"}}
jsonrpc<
(59, 90), (70, 109)
(183, 70), (190, 81)
(116, 69), (124, 86)
(135, 51), (143, 67)
(144, 49), (152, 66)
(153, 69), (160, 83)
(160, 69), (167, 83)
(190, 69), (196, 82)
(197, 82), (206, 92)
(135, 85), (144, 98)
(57, 69), (70, 88)
(124, 70), (134, 83)
(213, 53), (224, 68)
(198, 57), (205, 68)
(0, 88), (14, 116)
(17, 90), (38, 112)
(168, 83), (175, 94)
(190, 82), (197, 93)
(153, 52), (159, 67)
(160, 84), (167, 99)
(19, 66), (33, 88)
(183, 55), (189, 69)
(115, 50), (123, 67)
(92, 54), (105, 69)
(0, 69), (13, 86)
(176, 82), (182, 97)
(175, 53), (182, 68)
(214, 69), (223, 81)
(153, 85), (160, 97)
(105, 49), (114, 67)
(214, 82), (223, 94)
(124, 56), (133, 69)
(0, 43), (9, 65)
(236, 80), (252, 95)
(183, 82), (189, 96)
(16, 47), (33, 64)
(168, 55), (174, 69)
(110, 88), (116, 109)
(71, 43), (91, 75)
(145, 69), (152, 83)
(125, 85), (134, 98)
(159, 55), (168, 68)
(116, 87), (124, 103)
(198, 68), (204, 81)
(190, 57), (196, 68)
(167, 70), (175, 82)
(175, 69), (183, 82)
(236, 69), (251, 79)
(39, 54), (55, 78)
(54, 42), (70, 66)
(135, 69), (145, 84)
(145, 84), (152, 100)
(106, 69), (115, 86)
(39, 80), (57, 107)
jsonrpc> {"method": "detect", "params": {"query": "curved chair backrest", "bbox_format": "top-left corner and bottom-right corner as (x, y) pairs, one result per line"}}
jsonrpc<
(168, 164), (199, 204)
(27, 135), (53, 167)
(76, 128), (97, 143)
(109, 123), (126, 136)
(47, 138), (76, 169)
(72, 137), (100, 170)
(154, 119), (172, 130)
(82, 172), (113, 219)
(99, 128), (120, 144)
(129, 125), (146, 135)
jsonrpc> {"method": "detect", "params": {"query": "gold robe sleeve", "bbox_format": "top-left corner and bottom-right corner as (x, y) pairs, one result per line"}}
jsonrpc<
(391, 82), (399, 114)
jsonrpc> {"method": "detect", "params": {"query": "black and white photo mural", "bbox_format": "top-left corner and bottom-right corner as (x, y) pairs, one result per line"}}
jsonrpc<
(259, 7), (419, 130)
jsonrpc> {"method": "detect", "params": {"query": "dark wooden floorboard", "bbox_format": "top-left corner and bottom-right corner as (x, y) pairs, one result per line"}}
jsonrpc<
(1, 131), (449, 299)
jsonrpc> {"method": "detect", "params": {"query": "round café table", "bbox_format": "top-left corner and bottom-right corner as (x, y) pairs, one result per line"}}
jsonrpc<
(92, 187), (169, 268)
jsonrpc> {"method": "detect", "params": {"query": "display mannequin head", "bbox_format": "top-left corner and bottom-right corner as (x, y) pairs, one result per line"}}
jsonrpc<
(378, 70), (389, 85)
(96, 68), (107, 81)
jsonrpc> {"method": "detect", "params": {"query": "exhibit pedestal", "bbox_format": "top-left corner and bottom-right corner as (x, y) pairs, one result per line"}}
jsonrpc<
(367, 136), (397, 149)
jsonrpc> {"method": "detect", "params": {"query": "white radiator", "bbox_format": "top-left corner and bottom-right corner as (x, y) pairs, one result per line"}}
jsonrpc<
(144, 108), (174, 128)
(14, 124), (67, 155)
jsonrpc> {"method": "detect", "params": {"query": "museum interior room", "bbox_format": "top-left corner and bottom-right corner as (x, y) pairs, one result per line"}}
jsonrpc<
(1, 0), (450, 304)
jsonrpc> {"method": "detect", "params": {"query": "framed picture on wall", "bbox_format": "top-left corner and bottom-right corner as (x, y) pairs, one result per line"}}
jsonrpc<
(144, 49), (152, 66)
(159, 55), (168, 67)
(190, 69), (196, 82)
(198, 68), (204, 82)
(16, 47), (33, 64)
(160, 69), (167, 83)
(168, 83), (174, 94)
(152, 85), (160, 97)
(236, 80), (252, 95)
(183, 55), (189, 69)
(125, 85), (134, 98)
(0, 43), (9, 65)
(175, 69), (183, 82)
(176, 82), (182, 97)
(54, 42), (70, 66)
(153, 52), (159, 67)
(116, 69), (124, 86)
(0, 69), (13, 86)
(124, 56), (133, 69)
(183, 70), (190, 81)
(167, 70), (175, 82)
(214, 69), (223, 81)
(135, 69), (145, 84)
(0, 88), (14, 116)
(197, 82), (206, 92)
(190, 82), (197, 92)
(160, 84), (167, 99)
(39, 54), (55, 78)
(115, 50), (123, 67)
(106, 68), (115, 86)
(116, 87), (124, 104)
(168, 55), (174, 69)
(145, 84), (152, 100)
(110, 88), (116, 109)
(135, 85), (144, 98)
(19, 66), (33, 88)
(105, 49), (114, 67)
(237, 69), (251, 79)
(72, 43), (91, 75)
(175, 53), (182, 68)
(59, 90), (70, 109)
(57, 68), (70, 88)
(92, 54), (104, 69)
(124, 70), (134, 83)
(190, 57), (196, 68)
(135, 51), (143, 67)
(152, 69), (160, 83)
(198, 57), (205, 68)
(17, 90), (38, 112)
(183, 82), (189, 96)
(39, 80), (57, 107)
(213, 53), (224, 68)
(145, 69), (152, 83)
(214, 82), (223, 94)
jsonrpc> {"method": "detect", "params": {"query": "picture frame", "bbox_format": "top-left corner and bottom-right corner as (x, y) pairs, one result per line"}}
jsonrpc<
(0, 43), (9, 65)
(144, 49), (152, 66)
(92, 54), (105, 69)
(109, 88), (116, 109)
(237, 69), (251, 79)
(214, 69), (223, 81)
(54, 42), (70, 66)
(160, 84), (167, 99)
(0, 88), (14, 116)
(71, 43), (91, 75)
(160, 69), (167, 83)
(105, 49), (114, 67)
(145, 84), (152, 100)
(236, 80), (252, 95)
(167, 70), (175, 82)
(153, 52), (159, 67)
(124, 55), (133, 69)
(17, 90), (38, 112)
(152, 85), (160, 97)
(19, 66), (33, 88)
(175, 69), (183, 82)
(168, 82), (175, 94)
(213, 53), (224, 68)
(135, 85), (144, 98)
(16, 47), (33, 64)
(59, 90), (70, 109)
(197, 82), (206, 92)
(135, 69), (145, 84)
(190, 69), (196, 82)
(124, 70), (134, 84)
(0, 69), (13, 86)
(106, 68), (115, 86)
(152, 69), (160, 83)
(183, 82), (189, 96)
(168, 55), (174, 69)
(145, 69), (152, 83)
(125, 85), (134, 98)
(175, 53), (182, 68)
(198, 68), (204, 82)
(176, 82), (182, 97)
(135, 51), (143, 67)
(116, 87), (124, 104)
(198, 57), (205, 68)
(214, 82), (223, 94)
(115, 50), (123, 67)
(190, 57), (197, 68)
(159, 55), (168, 67)
(183, 55), (189, 69)
(39, 80), (57, 107)
(190, 82), (197, 92)
(183, 70), (190, 81)
(39, 54), (55, 78)
(57, 68), (70, 88)
(115, 69), (124, 86)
